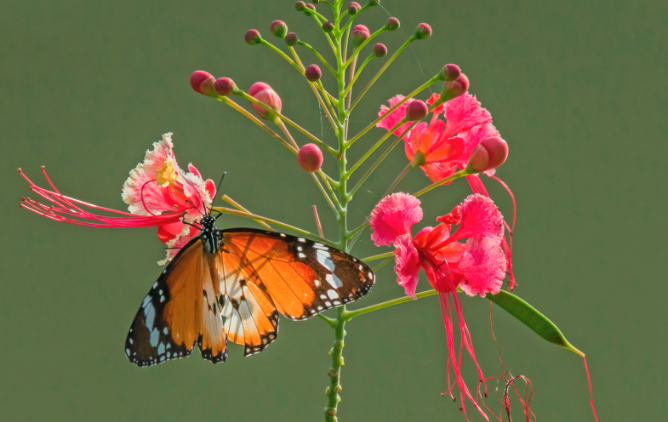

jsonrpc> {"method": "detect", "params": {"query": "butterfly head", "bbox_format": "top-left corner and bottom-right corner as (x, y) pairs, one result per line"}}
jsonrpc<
(200, 215), (222, 253)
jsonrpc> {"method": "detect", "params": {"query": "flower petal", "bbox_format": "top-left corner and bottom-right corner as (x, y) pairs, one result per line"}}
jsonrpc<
(457, 237), (507, 297)
(450, 194), (504, 242)
(377, 95), (415, 137)
(442, 94), (492, 139)
(394, 234), (422, 298)
(370, 193), (423, 246)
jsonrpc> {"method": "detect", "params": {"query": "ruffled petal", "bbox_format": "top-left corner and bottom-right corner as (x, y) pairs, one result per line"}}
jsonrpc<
(442, 94), (492, 139)
(370, 193), (423, 246)
(158, 225), (198, 266)
(450, 194), (504, 242)
(394, 234), (422, 298)
(377, 95), (415, 137)
(420, 162), (457, 183)
(457, 237), (507, 297)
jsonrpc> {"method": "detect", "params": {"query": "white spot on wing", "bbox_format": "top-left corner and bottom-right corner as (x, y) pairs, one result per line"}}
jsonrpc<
(144, 301), (156, 331)
(325, 274), (343, 288)
(327, 289), (338, 299)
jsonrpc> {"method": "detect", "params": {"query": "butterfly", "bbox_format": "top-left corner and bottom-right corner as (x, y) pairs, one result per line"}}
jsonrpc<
(125, 213), (375, 367)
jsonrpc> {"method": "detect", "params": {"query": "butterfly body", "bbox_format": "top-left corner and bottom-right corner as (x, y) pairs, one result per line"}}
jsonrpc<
(125, 217), (375, 367)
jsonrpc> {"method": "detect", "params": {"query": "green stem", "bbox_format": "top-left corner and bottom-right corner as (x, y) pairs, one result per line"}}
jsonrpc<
(361, 252), (394, 262)
(344, 289), (440, 320)
(259, 39), (302, 73)
(297, 41), (337, 76)
(213, 207), (334, 247)
(342, 54), (374, 97)
(289, 46), (340, 136)
(348, 36), (417, 112)
(218, 97), (297, 154)
(413, 169), (471, 197)
(237, 91), (337, 155)
(325, 5), (349, 420)
(341, 27), (387, 69)
(346, 75), (439, 147)
(382, 163), (414, 197)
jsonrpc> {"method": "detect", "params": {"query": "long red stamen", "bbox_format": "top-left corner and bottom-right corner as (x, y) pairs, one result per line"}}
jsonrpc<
(19, 168), (187, 228)
(584, 356), (600, 422)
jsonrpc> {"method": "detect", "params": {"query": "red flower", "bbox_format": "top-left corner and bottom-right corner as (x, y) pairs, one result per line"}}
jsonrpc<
(20, 133), (215, 265)
(370, 193), (509, 418)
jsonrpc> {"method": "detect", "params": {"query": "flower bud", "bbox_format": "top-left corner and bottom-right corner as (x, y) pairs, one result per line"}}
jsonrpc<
(305, 3), (315, 14)
(295, 1), (306, 11)
(285, 32), (299, 46)
(249, 82), (282, 120)
(466, 137), (508, 173)
(270, 20), (288, 38)
(190, 70), (216, 96)
(386, 17), (400, 31)
(439, 64), (461, 81)
(323, 21), (334, 32)
(214, 77), (236, 96)
(305, 64), (322, 82)
(373, 43), (387, 58)
(298, 144), (324, 173)
(405, 100), (428, 121)
(348, 2), (361, 14)
(415, 23), (432, 40)
(245, 29), (261, 45)
(441, 74), (469, 101)
(368, 0), (380, 5)
(351, 25), (370, 48)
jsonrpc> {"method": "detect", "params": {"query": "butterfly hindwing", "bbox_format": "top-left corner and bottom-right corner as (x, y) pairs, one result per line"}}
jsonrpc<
(125, 238), (227, 367)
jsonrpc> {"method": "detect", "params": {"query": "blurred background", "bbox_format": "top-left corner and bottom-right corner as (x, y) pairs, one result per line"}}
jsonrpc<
(1, 0), (666, 420)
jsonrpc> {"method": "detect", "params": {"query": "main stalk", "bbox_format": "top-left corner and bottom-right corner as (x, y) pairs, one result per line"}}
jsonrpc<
(325, 2), (351, 420)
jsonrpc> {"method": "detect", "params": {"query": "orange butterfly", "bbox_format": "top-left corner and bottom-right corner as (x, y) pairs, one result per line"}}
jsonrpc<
(125, 214), (375, 367)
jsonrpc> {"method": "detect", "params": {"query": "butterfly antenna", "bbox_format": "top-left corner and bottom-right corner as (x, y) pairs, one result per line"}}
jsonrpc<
(185, 199), (206, 217)
(209, 172), (227, 216)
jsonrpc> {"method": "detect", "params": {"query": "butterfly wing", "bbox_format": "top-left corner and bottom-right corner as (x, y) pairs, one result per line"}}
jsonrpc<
(125, 237), (227, 367)
(219, 229), (375, 356)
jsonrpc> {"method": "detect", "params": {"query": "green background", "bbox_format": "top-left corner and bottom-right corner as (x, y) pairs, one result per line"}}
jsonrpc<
(1, 0), (665, 420)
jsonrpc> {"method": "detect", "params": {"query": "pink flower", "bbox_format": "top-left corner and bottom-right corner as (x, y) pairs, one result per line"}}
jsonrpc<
(369, 193), (423, 247)
(122, 133), (216, 263)
(378, 92), (498, 183)
(376, 95), (415, 137)
(19, 133), (215, 266)
(370, 193), (509, 418)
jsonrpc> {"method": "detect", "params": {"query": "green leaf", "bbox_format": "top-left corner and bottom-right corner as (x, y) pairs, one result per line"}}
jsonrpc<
(487, 290), (584, 356)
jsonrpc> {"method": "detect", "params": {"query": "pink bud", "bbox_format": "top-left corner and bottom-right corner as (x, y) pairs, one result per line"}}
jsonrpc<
(386, 17), (400, 31)
(270, 20), (288, 38)
(305, 3), (316, 13)
(285, 32), (299, 46)
(405, 100), (428, 121)
(214, 77), (236, 96)
(305, 64), (322, 82)
(295, 1), (306, 11)
(442, 74), (469, 101)
(439, 64), (461, 81)
(298, 144), (323, 173)
(373, 43), (387, 58)
(249, 82), (282, 120)
(323, 21), (334, 32)
(415, 23), (432, 39)
(348, 2), (361, 14)
(190, 71), (216, 96)
(351, 25), (370, 47)
(245, 29), (261, 45)
(466, 137), (509, 173)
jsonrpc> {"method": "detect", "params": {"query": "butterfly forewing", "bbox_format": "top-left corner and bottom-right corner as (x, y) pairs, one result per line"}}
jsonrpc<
(222, 229), (375, 320)
(125, 238), (227, 367)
